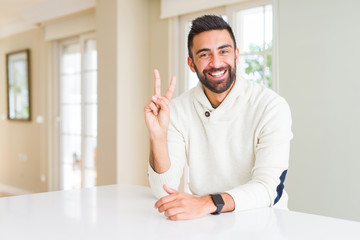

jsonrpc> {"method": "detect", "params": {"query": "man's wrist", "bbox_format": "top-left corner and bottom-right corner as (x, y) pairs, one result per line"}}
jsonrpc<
(149, 133), (170, 174)
(221, 193), (235, 212)
(210, 194), (224, 214)
(149, 131), (167, 142)
(202, 195), (217, 214)
(202, 193), (235, 215)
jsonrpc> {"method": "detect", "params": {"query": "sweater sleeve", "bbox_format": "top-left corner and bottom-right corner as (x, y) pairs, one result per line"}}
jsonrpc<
(225, 97), (293, 211)
(148, 102), (187, 199)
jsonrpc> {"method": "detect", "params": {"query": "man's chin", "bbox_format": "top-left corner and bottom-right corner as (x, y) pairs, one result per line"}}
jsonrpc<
(205, 83), (229, 94)
(201, 78), (232, 94)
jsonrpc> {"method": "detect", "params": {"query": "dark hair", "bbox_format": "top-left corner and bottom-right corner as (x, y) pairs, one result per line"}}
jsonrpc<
(187, 15), (237, 59)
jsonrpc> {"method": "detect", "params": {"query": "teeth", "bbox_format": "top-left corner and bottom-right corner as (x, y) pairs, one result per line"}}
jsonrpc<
(210, 70), (225, 77)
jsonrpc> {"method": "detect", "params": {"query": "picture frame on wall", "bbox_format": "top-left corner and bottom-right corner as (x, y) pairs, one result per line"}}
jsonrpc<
(6, 49), (31, 121)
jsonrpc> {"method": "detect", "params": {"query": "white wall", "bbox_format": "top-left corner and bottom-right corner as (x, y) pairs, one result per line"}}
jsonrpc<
(279, 0), (360, 221)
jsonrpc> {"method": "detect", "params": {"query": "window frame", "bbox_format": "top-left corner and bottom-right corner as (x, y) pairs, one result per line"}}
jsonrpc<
(226, 0), (276, 91)
(54, 32), (97, 190)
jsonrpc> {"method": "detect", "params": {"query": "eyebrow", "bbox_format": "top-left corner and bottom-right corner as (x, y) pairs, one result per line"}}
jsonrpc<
(218, 44), (233, 50)
(195, 44), (233, 55)
(196, 48), (211, 55)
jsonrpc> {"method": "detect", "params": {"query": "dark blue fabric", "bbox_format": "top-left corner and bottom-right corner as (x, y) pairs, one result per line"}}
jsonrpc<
(274, 170), (288, 205)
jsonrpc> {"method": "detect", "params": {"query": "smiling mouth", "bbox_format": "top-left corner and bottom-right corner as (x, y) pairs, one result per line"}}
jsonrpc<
(208, 69), (227, 78)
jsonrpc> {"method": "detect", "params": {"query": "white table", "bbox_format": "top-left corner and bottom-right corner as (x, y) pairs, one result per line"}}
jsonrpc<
(1, 184), (359, 239)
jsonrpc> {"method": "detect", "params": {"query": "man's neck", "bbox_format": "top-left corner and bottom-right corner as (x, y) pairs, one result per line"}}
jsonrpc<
(203, 80), (236, 108)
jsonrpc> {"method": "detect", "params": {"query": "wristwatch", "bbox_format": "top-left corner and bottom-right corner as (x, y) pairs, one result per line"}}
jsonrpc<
(210, 194), (224, 215)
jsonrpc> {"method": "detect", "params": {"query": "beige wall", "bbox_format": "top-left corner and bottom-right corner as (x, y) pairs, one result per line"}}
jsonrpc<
(0, 28), (48, 193)
(96, 0), (166, 187)
(96, 0), (171, 186)
(115, 0), (150, 186)
(279, 0), (360, 221)
(95, 0), (118, 186)
(84, 0), (172, 186)
(149, 0), (170, 94)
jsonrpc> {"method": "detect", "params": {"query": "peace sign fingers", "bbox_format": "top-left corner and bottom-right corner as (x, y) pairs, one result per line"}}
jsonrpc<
(145, 69), (177, 137)
(164, 76), (176, 101)
(153, 69), (176, 101)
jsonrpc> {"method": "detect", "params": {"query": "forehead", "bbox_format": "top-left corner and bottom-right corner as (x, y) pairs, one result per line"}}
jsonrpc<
(192, 29), (234, 51)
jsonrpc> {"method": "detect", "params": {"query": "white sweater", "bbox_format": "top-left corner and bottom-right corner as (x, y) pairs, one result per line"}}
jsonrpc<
(148, 77), (293, 211)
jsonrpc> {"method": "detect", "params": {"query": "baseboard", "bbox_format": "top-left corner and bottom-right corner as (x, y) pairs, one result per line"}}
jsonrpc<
(0, 183), (33, 195)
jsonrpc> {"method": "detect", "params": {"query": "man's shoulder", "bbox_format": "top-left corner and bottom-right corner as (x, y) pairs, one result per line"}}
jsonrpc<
(168, 88), (196, 130)
(170, 88), (195, 109)
(246, 79), (287, 108)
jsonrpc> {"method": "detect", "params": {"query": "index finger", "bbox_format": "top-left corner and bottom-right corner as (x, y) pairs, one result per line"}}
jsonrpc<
(164, 76), (176, 101)
(153, 69), (161, 97)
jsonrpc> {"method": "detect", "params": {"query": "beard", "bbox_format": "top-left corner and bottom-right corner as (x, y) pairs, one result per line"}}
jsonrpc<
(193, 61), (236, 94)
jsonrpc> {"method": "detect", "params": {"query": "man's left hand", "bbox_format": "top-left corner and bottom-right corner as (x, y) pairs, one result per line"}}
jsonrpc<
(154, 184), (216, 221)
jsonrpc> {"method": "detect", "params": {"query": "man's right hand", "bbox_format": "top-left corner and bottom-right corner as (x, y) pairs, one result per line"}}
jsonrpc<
(144, 69), (176, 139)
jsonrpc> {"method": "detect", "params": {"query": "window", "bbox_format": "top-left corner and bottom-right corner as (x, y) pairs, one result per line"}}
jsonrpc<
(234, 4), (273, 88)
(57, 34), (97, 190)
(177, 1), (274, 92)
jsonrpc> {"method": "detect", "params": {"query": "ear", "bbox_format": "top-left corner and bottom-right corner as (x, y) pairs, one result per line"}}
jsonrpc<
(235, 48), (239, 65)
(187, 57), (196, 73)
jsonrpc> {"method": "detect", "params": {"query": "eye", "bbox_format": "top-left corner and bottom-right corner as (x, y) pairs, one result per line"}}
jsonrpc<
(220, 49), (230, 54)
(200, 53), (209, 58)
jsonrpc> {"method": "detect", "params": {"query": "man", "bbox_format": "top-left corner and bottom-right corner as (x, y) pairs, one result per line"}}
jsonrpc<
(144, 15), (292, 221)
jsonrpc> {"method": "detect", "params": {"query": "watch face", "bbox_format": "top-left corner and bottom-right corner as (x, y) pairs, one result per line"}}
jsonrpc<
(212, 194), (224, 205)
(211, 194), (224, 215)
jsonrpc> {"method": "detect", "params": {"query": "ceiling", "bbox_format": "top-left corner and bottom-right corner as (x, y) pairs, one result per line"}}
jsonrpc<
(0, 0), (95, 38)
(0, 0), (48, 23)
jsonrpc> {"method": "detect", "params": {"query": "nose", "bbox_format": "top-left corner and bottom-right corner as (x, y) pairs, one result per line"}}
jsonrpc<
(209, 53), (222, 68)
